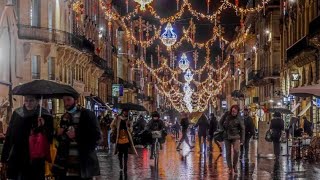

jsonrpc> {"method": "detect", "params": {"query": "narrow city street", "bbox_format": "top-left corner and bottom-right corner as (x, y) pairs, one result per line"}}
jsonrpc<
(98, 135), (320, 180)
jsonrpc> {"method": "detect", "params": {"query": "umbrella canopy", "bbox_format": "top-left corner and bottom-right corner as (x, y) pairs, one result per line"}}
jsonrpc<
(269, 108), (293, 114)
(115, 102), (147, 111)
(12, 80), (79, 99)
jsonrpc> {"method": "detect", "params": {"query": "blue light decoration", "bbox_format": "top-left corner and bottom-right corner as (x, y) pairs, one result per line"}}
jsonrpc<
(179, 53), (190, 72)
(160, 22), (177, 50)
(184, 69), (194, 83)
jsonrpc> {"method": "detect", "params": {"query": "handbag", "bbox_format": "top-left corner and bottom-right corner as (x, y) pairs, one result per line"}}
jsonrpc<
(265, 129), (273, 142)
(110, 129), (117, 144)
(213, 129), (224, 142)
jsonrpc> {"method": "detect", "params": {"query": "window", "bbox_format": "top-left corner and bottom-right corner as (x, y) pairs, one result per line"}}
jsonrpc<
(32, 55), (40, 79)
(48, 57), (55, 80)
(30, 0), (40, 26)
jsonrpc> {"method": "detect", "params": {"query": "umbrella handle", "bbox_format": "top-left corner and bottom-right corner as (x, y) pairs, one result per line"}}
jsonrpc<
(39, 96), (43, 117)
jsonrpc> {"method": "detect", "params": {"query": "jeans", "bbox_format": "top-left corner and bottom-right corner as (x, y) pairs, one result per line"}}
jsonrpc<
(225, 139), (240, 169)
(175, 130), (179, 139)
(117, 143), (130, 171)
(240, 138), (250, 159)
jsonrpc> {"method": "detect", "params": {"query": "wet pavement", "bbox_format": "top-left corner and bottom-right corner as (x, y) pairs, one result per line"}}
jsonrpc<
(97, 135), (320, 180)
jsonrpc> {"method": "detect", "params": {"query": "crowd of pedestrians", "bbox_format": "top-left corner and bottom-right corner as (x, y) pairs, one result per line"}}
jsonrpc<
(0, 95), (315, 179)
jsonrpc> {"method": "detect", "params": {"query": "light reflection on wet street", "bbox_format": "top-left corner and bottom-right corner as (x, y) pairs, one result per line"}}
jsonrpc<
(97, 135), (320, 179)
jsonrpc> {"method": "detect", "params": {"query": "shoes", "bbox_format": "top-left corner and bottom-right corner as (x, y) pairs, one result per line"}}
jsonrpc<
(176, 147), (182, 151)
(119, 168), (123, 172)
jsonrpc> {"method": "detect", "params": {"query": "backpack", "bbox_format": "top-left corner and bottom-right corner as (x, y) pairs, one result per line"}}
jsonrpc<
(29, 130), (51, 161)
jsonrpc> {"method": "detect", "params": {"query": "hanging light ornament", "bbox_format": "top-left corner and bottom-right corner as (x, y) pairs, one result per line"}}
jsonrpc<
(184, 69), (194, 82)
(183, 83), (192, 93)
(134, 0), (153, 11)
(179, 53), (190, 72)
(160, 23), (177, 50)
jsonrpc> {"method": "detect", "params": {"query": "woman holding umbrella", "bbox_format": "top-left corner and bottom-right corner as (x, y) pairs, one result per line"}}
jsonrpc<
(0, 95), (54, 180)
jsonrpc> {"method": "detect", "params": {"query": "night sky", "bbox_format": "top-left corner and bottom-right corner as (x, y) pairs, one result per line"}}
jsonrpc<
(112, 0), (249, 66)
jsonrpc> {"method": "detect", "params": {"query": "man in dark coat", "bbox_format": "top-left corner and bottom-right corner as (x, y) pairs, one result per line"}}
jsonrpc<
(176, 113), (194, 151)
(1, 95), (54, 180)
(303, 116), (313, 137)
(195, 114), (209, 152)
(270, 111), (284, 159)
(133, 115), (146, 134)
(55, 95), (101, 179)
(240, 108), (255, 160)
(208, 113), (222, 152)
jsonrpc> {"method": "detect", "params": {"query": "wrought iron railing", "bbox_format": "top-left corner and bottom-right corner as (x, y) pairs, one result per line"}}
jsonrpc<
(18, 24), (95, 53)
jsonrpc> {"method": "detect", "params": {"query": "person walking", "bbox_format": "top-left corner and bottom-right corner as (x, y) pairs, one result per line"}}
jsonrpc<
(208, 113), (222, 152)
(103, 112), (113, 150)
(303, 116), (313, 137)
(111, 108), (137, 173)
(270, 111), (284, 160)
(55, 95), (101, 180)
(1, 95), (54, 180)
(195, 114), (209, 152)
(240, 108), (255, 161)
(220, 105), (245, 174)
(146, 111), (167, 159)
(173, 120), (181, 141)
(133, 115), (146, 134)
(176, 113), (194, 151)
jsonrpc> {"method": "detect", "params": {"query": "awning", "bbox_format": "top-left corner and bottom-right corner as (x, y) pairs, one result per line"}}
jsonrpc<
(289, 84), (320, 97)
(298, 102), (311, 116)
(85, 96), (106, 107)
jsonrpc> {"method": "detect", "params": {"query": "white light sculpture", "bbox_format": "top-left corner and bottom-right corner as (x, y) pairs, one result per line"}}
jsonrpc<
(134, 0), (153, 11)
(160, 23), (177, 49)
(184, 69), (194, 83)
(179, 53), (190, 72)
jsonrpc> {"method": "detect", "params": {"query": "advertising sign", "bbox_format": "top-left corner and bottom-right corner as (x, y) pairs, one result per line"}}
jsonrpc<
(112, 84), (124, 97)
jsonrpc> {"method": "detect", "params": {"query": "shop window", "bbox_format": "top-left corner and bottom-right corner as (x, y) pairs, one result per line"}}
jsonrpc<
(31, 55), (40, 79)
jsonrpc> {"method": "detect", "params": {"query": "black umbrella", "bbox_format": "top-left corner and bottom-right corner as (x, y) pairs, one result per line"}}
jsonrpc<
(12, 80), (79, 116)
(115, 102), (147, 111)
(12, 80), (79, 99)
(268, 108), (293, 114)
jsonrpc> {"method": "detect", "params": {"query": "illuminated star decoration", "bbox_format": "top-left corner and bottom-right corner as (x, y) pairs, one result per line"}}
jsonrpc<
(134, 0), (153, 11)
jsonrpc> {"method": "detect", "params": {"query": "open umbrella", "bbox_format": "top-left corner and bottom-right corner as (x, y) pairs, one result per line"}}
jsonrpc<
(12, 80), (79, 99)
(12, 80), (79, 116)
(268, 108), (293, 114)
(115, 102), (147, 111)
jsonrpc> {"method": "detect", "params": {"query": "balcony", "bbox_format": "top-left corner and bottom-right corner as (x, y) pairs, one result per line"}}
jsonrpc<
(240, 80), (246, 91)
(18, 24), (95, 53)
(119, 78), (134, 89)
(248, 70), (262, 81)
(309, 15), (320, 36)
(260, 66), (280, 79)
(286, 36), (314, 63)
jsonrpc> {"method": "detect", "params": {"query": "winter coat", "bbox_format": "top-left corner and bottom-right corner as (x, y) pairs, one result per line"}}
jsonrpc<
(243, 115), (255, 139)
(111, 115), (138, 155)
(208, 116), (218, 137)
(270, 117), (284, 142)
(180, 118), (190, 132)
(1, 106), (54, 178)
(220, 112), (245, 143)
(133, 117), (147, 133)
(196, 114), (209, 137)
(56, 107), (101, 178)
